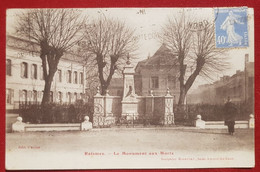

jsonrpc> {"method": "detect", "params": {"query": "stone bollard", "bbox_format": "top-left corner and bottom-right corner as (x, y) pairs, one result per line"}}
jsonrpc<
(12, 117), (25, 132)
(249, 114), (255, 129)
(81, 116), (93, 131)
(195, 115), (205, 129)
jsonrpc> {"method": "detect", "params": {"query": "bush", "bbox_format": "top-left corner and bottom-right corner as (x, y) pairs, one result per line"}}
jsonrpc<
(19, 101), (94, 124)
(173, 103), (253, 122)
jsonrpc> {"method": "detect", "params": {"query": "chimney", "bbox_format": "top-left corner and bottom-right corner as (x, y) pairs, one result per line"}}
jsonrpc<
(245, 54), (249, 63)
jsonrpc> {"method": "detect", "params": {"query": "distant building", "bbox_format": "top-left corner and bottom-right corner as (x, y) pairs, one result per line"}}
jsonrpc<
(187, 54), (254, 105)
(134, 44), (180, 100)
(6, 35), (87, 110)
(107, 44), (180, 101)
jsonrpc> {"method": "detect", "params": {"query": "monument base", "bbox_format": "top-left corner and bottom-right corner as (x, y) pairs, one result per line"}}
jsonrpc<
(121, 100), (138, 120)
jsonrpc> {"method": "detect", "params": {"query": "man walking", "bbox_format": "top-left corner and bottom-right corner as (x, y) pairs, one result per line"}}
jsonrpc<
(224, 97), (237, 135)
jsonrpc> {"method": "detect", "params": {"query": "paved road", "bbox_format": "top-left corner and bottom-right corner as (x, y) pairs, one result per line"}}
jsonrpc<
(6, 128), (254, 170)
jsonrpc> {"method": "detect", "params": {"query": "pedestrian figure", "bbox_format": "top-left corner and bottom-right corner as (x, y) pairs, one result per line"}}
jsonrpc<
(224, 97), (237, 135)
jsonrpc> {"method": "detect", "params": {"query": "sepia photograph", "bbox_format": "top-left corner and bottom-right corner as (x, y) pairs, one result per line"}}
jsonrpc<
(5, 7), (254, 169)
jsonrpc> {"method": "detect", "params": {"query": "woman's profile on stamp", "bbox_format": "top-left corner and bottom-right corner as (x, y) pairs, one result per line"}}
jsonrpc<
(220, 11), (244, 46)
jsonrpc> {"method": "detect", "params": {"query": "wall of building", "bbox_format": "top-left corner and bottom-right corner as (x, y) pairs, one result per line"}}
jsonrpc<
(6, 36), (86, 110)
(187, 61), (254, 105)
(134, 66), (180, 103)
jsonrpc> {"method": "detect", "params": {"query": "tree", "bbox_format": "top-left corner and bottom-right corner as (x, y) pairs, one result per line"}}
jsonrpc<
(83, 16), (137, 95)
(161, 12), (228, 105)
(16, 9), (85, 106)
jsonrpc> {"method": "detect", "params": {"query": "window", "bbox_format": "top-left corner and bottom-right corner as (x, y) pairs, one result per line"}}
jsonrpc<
(31, 64), (37, 79)
(57, 69), (62, 82)
(80, 93), (84, 99)
(79, 72), (83, 84)
(58, 92), (62, 103)
(6, 89), (13, 104)
(151, 76), (159, 89)
(32, 90), (37, 102)
(6, 59), (11, 76)
(40, 66), (44, 80)
(67, 92), (71, 103)
(168, 76), (176, 89)
(21, 90), (27, 102)
(74, 92), (77, 101)
(67, 70), (72, 83)
(74, 71), (78, 84)
(21, 62), (28, 78)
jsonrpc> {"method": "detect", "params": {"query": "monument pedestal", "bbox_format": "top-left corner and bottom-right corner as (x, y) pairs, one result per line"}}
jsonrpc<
(121, 99), (138, 120)
(121, 54), (139, 120)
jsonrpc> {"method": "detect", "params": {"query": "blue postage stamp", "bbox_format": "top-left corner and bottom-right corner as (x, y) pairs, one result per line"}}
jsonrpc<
(214, 7), (248, 48)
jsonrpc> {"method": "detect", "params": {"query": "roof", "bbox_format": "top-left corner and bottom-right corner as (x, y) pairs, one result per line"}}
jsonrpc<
(135, 44), (178, 72)
(6, 35), (84, 63)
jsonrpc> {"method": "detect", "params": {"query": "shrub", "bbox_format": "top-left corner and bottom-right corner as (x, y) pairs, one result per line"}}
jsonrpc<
(19, 101), (94, 124)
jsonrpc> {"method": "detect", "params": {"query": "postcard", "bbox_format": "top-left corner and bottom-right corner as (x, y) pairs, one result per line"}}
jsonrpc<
(6, 7), (254, 169)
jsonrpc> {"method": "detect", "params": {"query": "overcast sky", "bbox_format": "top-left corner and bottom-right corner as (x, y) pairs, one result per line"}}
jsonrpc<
(6, 8), (254, 88)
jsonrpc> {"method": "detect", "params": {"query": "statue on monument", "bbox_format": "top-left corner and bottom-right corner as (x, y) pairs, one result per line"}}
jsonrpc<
(125, 85), (136, 98)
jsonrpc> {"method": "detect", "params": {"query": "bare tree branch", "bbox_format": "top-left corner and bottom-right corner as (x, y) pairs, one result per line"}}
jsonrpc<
(83, 15), (138, 95)
(16, 9), (86, 106)
(161, 11), (229, 106)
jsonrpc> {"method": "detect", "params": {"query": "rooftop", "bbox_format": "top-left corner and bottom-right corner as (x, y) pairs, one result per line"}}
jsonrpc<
(135, 44), (178, 72)
(6, 35), (84, 63)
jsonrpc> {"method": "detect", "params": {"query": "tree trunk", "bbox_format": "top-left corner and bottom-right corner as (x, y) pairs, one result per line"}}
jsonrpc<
(177, 57), (204, 108)
(178, 87), (186, 105)
(178, 56), (186, 106)
(97, 54), (116, 95)
(41, 69), (56, 106)
(40, 47), (61, 106)
(41, 78), (52, 106)
(100, 72), (114, 95)
(101, 83), (108, 95)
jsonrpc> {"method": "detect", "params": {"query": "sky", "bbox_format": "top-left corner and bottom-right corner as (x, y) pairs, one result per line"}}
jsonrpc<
(6, 8), (254, 89)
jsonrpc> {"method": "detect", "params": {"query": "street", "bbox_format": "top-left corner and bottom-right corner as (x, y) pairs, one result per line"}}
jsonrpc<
(6, 128), (255, 169)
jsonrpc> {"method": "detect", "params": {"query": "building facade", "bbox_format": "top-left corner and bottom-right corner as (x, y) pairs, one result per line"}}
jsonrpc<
(187, 54), (254, 105)
(134, 44), (180, 101)
(106, 44), (180, 101)
(6, 35), (86, 110)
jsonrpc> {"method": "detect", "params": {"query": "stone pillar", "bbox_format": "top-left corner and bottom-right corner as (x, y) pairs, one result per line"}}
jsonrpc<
(12, 117), (25, 132)
(81, 116), (93, 131)
(163, 88), (174, 125)
(104, 90), (113, 117)
(145, 90), (154, 117)
(121, 55), (138, 119)
(103, 90), (116, 126)
(93, 87), (105, 127)
(195, 115), (205, 129)
(249, 114), (254, 128)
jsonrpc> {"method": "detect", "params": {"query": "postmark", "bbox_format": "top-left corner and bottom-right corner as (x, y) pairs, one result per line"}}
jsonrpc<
(214, 7), (248, 48)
